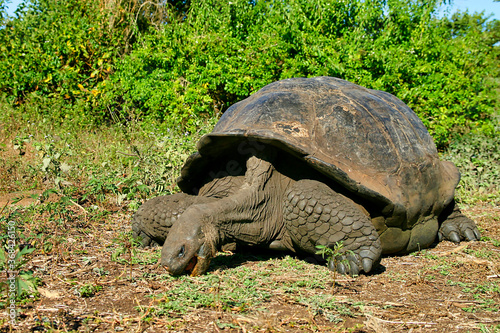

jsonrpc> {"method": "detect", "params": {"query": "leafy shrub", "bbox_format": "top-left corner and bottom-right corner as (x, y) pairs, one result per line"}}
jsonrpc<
(101, 0), (498, 146)
(0, 213), (39, 300)
(441, 131), (500, 204)
(0, 0), (169, 124)
(0, 1), (113, 103)
(78, 283), (102, 297)
(0, 0), (498, 147)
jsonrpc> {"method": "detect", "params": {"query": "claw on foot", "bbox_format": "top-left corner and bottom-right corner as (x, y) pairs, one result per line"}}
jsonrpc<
(326, 247), (379, 276)
(438, 204), (481, 243)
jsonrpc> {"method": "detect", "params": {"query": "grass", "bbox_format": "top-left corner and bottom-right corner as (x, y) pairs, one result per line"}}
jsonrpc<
(0, 101), (217, 211)
(1, 100), (500, 332)
(441, 132), (500, 205)
(447, 280), (500, 313)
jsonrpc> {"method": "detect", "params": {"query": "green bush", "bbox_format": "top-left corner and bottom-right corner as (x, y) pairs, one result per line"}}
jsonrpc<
(0, 0), (498, 147)
(0, 1), (113, 103)
(0, 0), (169, 125)
(101, 0), (498, 146)
(441, 132), (500, 204)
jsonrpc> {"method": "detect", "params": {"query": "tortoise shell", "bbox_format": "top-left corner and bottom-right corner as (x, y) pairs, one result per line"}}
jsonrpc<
(178, 77), (459, 229)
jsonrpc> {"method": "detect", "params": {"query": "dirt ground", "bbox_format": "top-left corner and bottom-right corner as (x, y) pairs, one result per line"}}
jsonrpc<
(1, 195), (499, 332)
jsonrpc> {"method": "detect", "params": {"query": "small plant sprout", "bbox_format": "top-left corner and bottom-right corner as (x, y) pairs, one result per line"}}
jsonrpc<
(315, 242), (354, 290)
(78, 283), (103, 297)
(12, 134), (31, 156)
(111, 234), (142, 280)
(0, 244), (38, 298)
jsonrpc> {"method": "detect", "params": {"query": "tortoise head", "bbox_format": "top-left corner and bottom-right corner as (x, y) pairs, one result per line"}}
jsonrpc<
(160, 206), (213, 276)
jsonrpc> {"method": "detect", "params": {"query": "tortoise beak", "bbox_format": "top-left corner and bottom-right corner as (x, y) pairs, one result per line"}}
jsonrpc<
(189, 243), (212, 276)
(185, 255), (198, 273)
(190, 256), (212, 276)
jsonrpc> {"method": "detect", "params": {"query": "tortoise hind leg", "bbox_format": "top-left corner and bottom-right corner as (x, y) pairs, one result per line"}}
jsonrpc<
(132, 193), (217, 247)
(283, 180), (382, 275)
(438, 200), (481, 243)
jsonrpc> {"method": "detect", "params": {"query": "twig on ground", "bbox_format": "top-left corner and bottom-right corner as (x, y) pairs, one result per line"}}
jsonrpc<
(68, 198), (88, 216)
(436, 244), (469, 257)
(365, 315), (437, 326)
(65, 263), (99, 277)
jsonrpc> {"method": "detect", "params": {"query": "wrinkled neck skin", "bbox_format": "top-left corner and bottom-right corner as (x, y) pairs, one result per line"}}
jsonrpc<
(161, 155), (292, 276)
(213, 155), (289, 246)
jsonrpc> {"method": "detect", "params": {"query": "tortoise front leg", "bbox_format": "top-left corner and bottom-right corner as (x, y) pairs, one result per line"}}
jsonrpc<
(132, 193), (217, 247)
(283, 180), (382, 275)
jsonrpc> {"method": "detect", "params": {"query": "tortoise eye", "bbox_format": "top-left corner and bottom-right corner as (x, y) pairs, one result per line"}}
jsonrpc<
(178, 245), (185, 258)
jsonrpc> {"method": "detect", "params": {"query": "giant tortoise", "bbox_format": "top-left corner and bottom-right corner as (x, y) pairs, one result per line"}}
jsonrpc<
(132, 76), (480, 276)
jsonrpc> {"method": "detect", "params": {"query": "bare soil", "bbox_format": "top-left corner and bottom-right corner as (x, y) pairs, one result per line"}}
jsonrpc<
(1, 196), (499, 333)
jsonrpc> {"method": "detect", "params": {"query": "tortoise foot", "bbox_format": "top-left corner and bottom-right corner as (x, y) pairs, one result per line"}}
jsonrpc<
(438, 201), (480, 243)
(329, 236), (382, 276)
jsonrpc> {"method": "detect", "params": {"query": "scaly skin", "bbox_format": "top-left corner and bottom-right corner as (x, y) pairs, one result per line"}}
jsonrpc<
(131, 193), (217, 246)
(283, 180), (382, 275)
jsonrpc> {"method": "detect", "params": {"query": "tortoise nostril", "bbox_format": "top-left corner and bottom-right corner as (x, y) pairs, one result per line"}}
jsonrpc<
(178, 245), (185, 258)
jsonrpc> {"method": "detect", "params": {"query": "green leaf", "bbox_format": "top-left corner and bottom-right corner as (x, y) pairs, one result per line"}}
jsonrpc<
(42, 158), (51, 171)
(16, 272), (37, 295)
(0, 248), (6, 262)
(60, 162), (71, 173)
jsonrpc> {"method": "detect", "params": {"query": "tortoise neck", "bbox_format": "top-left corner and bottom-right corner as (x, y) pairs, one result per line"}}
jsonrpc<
(200, 156), (289, 248)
